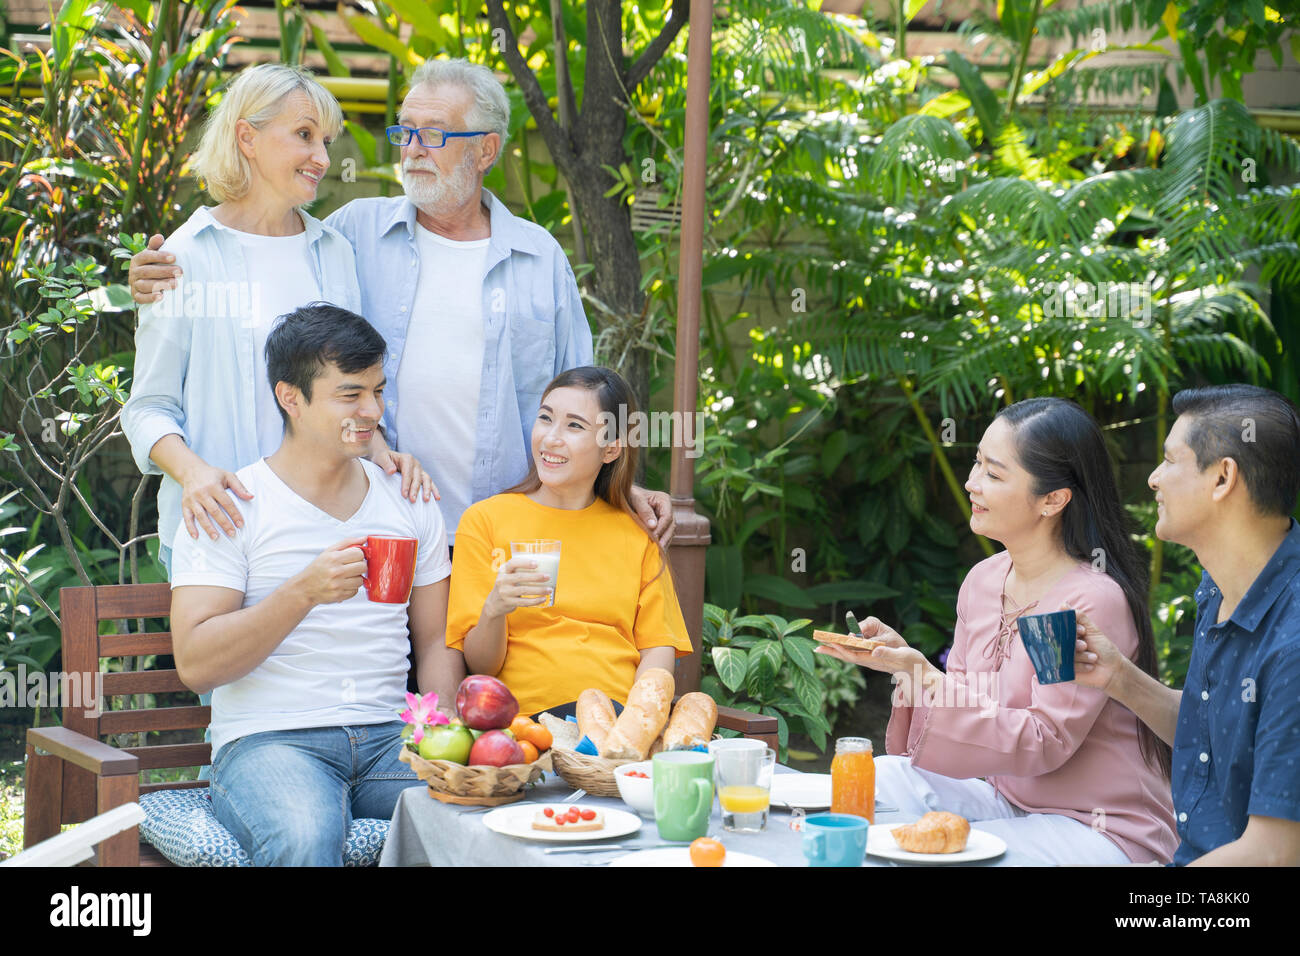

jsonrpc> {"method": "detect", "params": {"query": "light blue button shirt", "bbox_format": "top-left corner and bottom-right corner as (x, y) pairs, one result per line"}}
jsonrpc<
(324, 189), (593, 524)
(120, 206), (362, 558)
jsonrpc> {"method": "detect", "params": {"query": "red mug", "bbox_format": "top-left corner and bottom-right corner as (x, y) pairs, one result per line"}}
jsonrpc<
(360, 536), (418, 603)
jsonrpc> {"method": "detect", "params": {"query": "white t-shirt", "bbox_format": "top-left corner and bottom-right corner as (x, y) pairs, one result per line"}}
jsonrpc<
(213, 224), (321, 457)
(395, 225), (488, 542)
(170, 457), (451, 758)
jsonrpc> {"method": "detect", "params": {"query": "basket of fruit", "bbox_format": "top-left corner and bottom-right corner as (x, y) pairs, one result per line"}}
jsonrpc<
(398, 676), (555, 806)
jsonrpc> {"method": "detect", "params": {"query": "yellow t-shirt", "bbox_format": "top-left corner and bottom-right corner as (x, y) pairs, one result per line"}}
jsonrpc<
(446, 492), (693, 715)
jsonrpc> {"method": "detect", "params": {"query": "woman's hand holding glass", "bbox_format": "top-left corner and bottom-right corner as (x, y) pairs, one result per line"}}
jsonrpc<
(484, 557), (554, 618)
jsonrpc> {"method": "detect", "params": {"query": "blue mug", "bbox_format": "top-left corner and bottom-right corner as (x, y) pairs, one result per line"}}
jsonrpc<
(1017, 609), (1076, 684)
(802, 813), (869, 867)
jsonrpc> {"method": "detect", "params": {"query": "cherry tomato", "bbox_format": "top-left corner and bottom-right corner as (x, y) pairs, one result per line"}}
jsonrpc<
(556, 817), (566, 825)
(580, 809), (596, 821)
(566, 807), (581, 822)
(690, 837), (726, 867)
(543, 807), (554, 817)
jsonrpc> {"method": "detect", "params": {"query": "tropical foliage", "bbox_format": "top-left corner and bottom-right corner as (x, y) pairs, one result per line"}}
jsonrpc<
(0, 1), (1295, 761)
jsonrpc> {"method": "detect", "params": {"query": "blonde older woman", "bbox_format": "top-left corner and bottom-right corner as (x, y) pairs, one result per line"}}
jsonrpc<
(121, 63), (431, 578)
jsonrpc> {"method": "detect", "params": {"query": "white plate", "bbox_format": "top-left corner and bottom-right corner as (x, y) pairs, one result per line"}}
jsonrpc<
(769, 774), (832, 809)
(866, 822), (1007, 864)
(481, 803), (642, 843)
(607, 847), (776, 867)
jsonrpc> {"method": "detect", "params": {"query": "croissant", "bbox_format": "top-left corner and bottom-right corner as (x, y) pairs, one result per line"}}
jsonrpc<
(891, 811), (971, 854)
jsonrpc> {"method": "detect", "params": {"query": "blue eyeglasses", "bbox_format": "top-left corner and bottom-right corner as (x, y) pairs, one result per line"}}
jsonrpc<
(384, 125), (489, 148)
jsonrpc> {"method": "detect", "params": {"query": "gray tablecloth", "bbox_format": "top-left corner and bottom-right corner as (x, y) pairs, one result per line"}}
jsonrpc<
(379, 766), (1047, 867)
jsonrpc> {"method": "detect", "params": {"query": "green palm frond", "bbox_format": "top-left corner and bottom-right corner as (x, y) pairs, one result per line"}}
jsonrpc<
(716, 0), (878, 104)
(1058, 168), (1162, 245)
(1157, 99), (1261, 214)
(991, 119), (1057, 180)
(867, 114), (974, 204)
(1043, 62), (1170, 104)
(1033, 1), (1127, 43)
(942, 177), (1068, 246)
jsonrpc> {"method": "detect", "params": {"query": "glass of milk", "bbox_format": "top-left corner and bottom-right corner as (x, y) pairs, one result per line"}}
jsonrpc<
(510, 539), (562, 607)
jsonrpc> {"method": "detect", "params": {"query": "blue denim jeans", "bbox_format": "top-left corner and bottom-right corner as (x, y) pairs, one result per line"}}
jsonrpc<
(210, 720), (418, 866)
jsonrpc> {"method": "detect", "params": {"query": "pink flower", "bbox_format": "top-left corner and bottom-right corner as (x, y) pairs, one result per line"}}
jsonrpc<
(399, 691), (449, 744)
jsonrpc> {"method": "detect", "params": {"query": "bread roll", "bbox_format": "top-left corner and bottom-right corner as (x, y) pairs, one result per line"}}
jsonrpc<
(600, 668), (675, 760)
(576, 689), (617, 751)
(663, 692), (718, 750)
(890, 811), (970, 854)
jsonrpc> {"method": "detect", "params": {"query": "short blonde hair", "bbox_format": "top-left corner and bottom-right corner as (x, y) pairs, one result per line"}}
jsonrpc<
(191, 63), (343, 203)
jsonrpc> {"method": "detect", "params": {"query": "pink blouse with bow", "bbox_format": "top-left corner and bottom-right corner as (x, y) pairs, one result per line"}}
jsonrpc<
(885, 551), (1178, 863)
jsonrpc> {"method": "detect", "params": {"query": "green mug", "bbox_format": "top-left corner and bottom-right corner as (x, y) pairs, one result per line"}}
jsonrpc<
(652, 751), (714, 841)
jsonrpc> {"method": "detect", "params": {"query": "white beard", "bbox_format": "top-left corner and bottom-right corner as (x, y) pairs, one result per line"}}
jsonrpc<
(401, 148), (480, 216)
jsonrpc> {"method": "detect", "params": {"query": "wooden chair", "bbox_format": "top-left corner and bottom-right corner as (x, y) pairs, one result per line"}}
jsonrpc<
(24, 583), (780, 867)
(25, 583), (203, 866)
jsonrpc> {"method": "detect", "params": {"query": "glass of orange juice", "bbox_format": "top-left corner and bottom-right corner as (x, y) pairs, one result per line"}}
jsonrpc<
(708, 739), (776, 832)
(830, 737), (875, 822)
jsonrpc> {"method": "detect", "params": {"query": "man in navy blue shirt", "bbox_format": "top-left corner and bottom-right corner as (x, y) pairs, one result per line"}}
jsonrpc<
(1075, 384), (1300, 865)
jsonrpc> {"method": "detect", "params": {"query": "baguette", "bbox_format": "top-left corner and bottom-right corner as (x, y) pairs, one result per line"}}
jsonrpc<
(576, 689), (617, 752)
(813, 629), (885, 652)
(600, 668), (675, 760)
(662, 692), (718, 750)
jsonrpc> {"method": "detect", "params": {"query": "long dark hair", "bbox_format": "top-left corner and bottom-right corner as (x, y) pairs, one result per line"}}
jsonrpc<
(504, 366), (668, 578)
(998, 398), (1172, 780)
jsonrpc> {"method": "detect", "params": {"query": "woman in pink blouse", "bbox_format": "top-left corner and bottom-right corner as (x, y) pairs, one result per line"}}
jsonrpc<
(819, 398), (1177, 864)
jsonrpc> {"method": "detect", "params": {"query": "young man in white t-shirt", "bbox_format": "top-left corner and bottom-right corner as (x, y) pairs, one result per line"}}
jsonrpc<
(169, 303), (463, 865)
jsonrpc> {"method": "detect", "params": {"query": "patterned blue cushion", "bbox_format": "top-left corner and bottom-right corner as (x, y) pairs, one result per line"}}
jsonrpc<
(138, 788), (388, 867)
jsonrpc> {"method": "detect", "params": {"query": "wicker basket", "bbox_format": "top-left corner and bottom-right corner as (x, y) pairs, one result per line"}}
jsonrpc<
(399, 745), (550, 805)
(549, 747), (635, 797)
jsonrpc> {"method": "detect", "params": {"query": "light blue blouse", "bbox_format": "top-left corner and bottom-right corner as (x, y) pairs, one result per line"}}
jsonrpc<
(120, 206), (362, 561)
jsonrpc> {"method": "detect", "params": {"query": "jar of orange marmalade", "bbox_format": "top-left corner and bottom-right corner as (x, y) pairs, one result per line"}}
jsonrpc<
(830, 737), (875, 822)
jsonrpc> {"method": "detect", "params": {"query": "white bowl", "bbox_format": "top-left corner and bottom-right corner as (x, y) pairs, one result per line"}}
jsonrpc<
(613, 761), (654, 816)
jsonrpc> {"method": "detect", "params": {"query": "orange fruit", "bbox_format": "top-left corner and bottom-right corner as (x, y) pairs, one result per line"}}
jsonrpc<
(518, 740), (540, 763)
(509, 715), (535, 738)
(519, 723), (553, 752)
(689, 837), (726, 867)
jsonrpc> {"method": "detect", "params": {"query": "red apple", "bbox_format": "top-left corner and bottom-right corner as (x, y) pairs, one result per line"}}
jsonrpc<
(469, 730), (526, 767)
(455, 675), (519, 730)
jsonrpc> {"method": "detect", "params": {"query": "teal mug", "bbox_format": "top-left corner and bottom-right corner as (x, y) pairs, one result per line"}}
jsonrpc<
(652, 751), (714, 841)
(803, 813), (869, 867)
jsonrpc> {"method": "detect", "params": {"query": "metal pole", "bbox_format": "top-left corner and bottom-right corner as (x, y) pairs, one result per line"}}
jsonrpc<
(667, 0), (714, 693)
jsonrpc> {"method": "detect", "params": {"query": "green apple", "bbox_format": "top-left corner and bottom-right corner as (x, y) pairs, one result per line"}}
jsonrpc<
(417, 724), (475, 764)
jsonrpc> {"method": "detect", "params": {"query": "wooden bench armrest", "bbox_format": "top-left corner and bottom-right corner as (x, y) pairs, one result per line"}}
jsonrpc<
(28, 726), (140, 777)
(715, 705), (778, 736)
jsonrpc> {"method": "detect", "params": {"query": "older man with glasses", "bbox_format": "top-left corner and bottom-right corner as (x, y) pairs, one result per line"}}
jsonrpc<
(128, 57), (675, 555)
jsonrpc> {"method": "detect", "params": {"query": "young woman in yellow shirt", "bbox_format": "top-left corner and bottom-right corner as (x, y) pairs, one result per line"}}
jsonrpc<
(445, 366), (693, 717)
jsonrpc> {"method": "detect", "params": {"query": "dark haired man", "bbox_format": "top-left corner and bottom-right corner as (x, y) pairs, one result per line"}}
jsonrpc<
(169, 303), (461, 865)
(1075, 384), (1300, 865)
